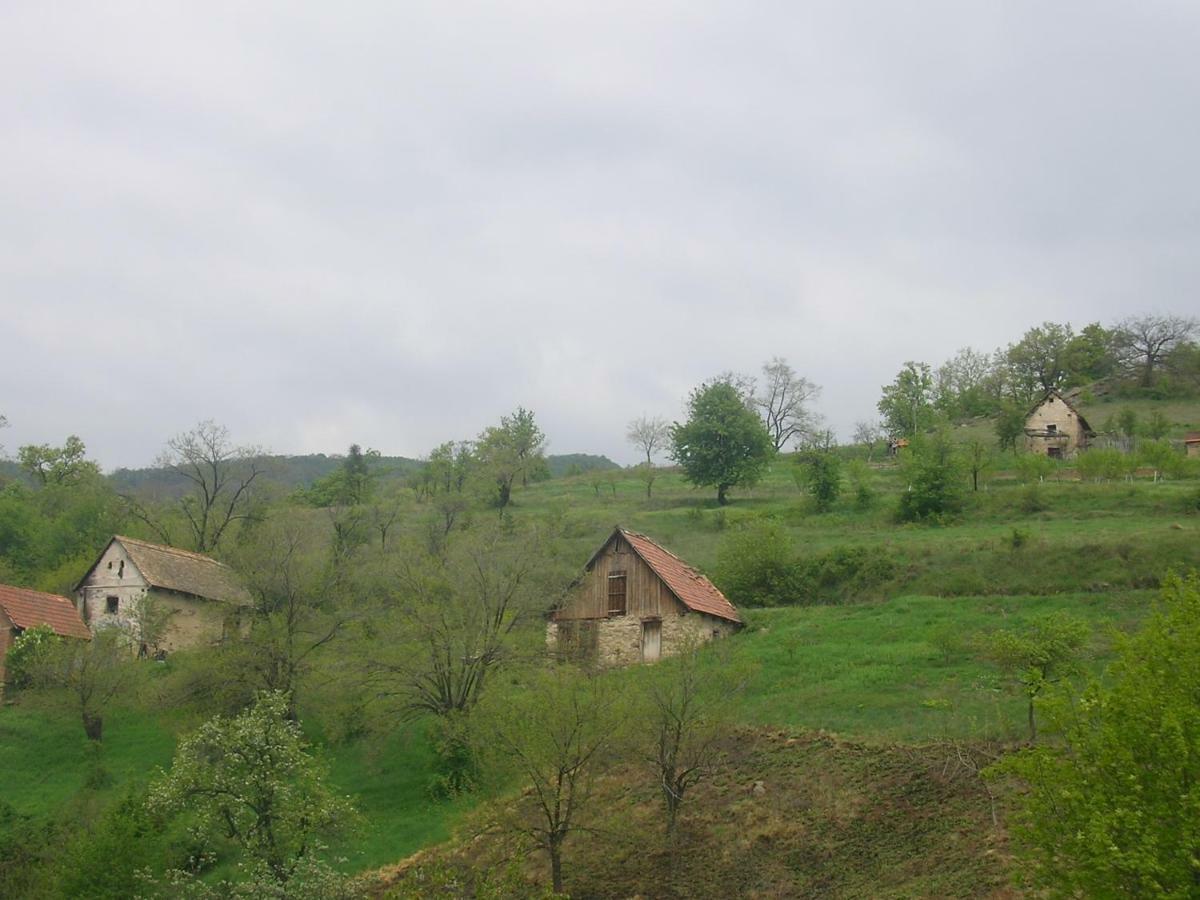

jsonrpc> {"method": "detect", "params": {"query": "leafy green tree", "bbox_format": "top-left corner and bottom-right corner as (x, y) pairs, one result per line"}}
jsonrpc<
(982, 612), (1088, 741)
(147, 691), (356, 889)
(991, 573), (1200, 895)
(964, 438), (993, 491)
(475, 407), (547, 507)
(1004, 322), (1074, 395)
(795, 448), (841, 512)
(933, 347), (995, 419)
(1142, 410), (1171, 440)
(671, 381), (774, 505)
(896, 430), (965, 523)
(877, 361), (936, 438)
(1062, 322), (1116, 386)
(17, 435), (100, 486)
(994, 403), (1027, 453)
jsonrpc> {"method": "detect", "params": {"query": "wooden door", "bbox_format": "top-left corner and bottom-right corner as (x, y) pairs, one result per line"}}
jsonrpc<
(641, 620), (662, 662)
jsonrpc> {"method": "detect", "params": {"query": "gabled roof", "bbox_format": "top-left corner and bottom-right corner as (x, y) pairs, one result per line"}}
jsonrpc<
(588, 527), (742, 624)
(1185, 432), (1200, 444)
(1027, 389), (1095, 435)
(0, 583), (91, 639)
(76, 536), (253, 606)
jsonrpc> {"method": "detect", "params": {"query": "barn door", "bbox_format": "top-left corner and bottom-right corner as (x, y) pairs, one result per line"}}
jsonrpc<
(641, 620), (662, 662)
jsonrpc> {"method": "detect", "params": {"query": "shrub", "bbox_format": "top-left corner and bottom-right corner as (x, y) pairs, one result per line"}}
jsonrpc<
(3, 623), (59, 689)
(896, 431), (965, 523)
(794, 450), (842, 512)
(795, 545), (897, 604)
(714, 521), (802, 608)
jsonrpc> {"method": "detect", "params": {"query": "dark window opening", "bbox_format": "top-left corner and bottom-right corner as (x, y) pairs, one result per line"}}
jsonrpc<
(107, 561), (112, 570)
(1046, 424), (1057, 434)
(607, 573), (627, 616)
(1048, 447), (1064, 459)
(106, 595), (119, 614)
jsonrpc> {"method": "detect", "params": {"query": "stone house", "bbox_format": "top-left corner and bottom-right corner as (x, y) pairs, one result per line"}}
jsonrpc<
(1024, 390), (1095, 458)
(548, 527), (742, 667)
(1186, 433), (1200, 459)
(74, 536), (253, 656)
(0, 583), (91, 690)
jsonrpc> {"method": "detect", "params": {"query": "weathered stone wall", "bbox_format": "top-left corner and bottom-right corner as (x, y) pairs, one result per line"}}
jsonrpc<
(548, 608), (738, 667)
(1025, 395), (1089, 457)
(76, 541), (236, 652)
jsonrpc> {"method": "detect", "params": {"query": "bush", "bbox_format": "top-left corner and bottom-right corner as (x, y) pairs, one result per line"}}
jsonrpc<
(896, 431), (965, 523)
(714, 522), (803, 608)
(3, 623), (59, 689)
(795, 545), (897, 604)
(794, 450), (842, 512)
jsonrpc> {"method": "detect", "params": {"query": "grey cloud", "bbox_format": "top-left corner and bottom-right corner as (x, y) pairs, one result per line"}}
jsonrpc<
(2, 1), (1198, 468)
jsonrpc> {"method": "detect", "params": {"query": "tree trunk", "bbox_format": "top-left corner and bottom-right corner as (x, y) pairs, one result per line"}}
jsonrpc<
(717, 485), (728, 505)
(1028, 698), (1037, 742)
(82, 711), (103, 742)
(549, 838), (564, 894)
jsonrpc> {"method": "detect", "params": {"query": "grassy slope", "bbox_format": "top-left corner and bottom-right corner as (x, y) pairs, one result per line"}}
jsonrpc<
(379, 728), (1013, 899)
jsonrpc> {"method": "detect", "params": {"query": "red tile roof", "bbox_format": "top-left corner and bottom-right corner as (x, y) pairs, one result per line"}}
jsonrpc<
(0, 583), (91, 639)
(1185, 432), (1200, 443)
(617, 529), (742, 624)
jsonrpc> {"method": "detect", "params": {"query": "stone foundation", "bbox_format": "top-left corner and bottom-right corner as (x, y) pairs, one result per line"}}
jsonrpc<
(547, 610), (738, 667)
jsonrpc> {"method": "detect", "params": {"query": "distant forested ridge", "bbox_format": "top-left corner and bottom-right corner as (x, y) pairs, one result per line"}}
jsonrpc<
(106, 451), (617, 496)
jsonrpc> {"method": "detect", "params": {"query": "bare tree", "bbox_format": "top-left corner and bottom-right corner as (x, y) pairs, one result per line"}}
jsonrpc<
(640, 642), (748, 865)
(474, 664), (625, 894)
(626, 416), (670, 466)
(852, 420), (884, 462)
(1114, 314), (1199, 388)
(231, 519), (353, 720)
(370, 523), (556, 717)
(145, 420), (265, 553)
(755, 357), (821, 451)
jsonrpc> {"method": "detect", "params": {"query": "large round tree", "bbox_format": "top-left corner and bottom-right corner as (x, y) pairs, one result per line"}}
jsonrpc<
(671, 381), (775, 505)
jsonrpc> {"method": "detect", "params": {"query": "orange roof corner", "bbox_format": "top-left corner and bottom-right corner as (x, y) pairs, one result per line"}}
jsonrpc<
(612, 527), (742, 625)
(0, 583), (91, 640)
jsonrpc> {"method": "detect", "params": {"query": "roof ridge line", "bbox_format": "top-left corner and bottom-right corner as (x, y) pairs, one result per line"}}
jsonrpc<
(116, 535), (231, 567)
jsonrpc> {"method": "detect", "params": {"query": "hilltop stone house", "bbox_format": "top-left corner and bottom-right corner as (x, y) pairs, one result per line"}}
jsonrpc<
(1024, 390), (1095, 458)
(74, 536), (253, 656)
(548, 527), (742, 667)
(1186, 433), (1200, 459)
(0, 583), (91, 689)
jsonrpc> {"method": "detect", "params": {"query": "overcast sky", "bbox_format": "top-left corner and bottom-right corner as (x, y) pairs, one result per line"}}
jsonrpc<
(3, 2), (1198, 469)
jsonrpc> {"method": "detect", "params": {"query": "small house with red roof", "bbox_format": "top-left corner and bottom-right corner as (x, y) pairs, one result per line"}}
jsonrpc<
(1185, 432), (1200, 459)
(548, 527), (742, 666)
(0, 583), (91, 688)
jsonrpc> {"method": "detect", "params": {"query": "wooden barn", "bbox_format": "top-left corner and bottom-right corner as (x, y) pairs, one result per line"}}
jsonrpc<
(1024, 390), (1095, 458)
(0, 583), (90, 690)
(74, 536), (252, 656)
(548, 527), (742, 667)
